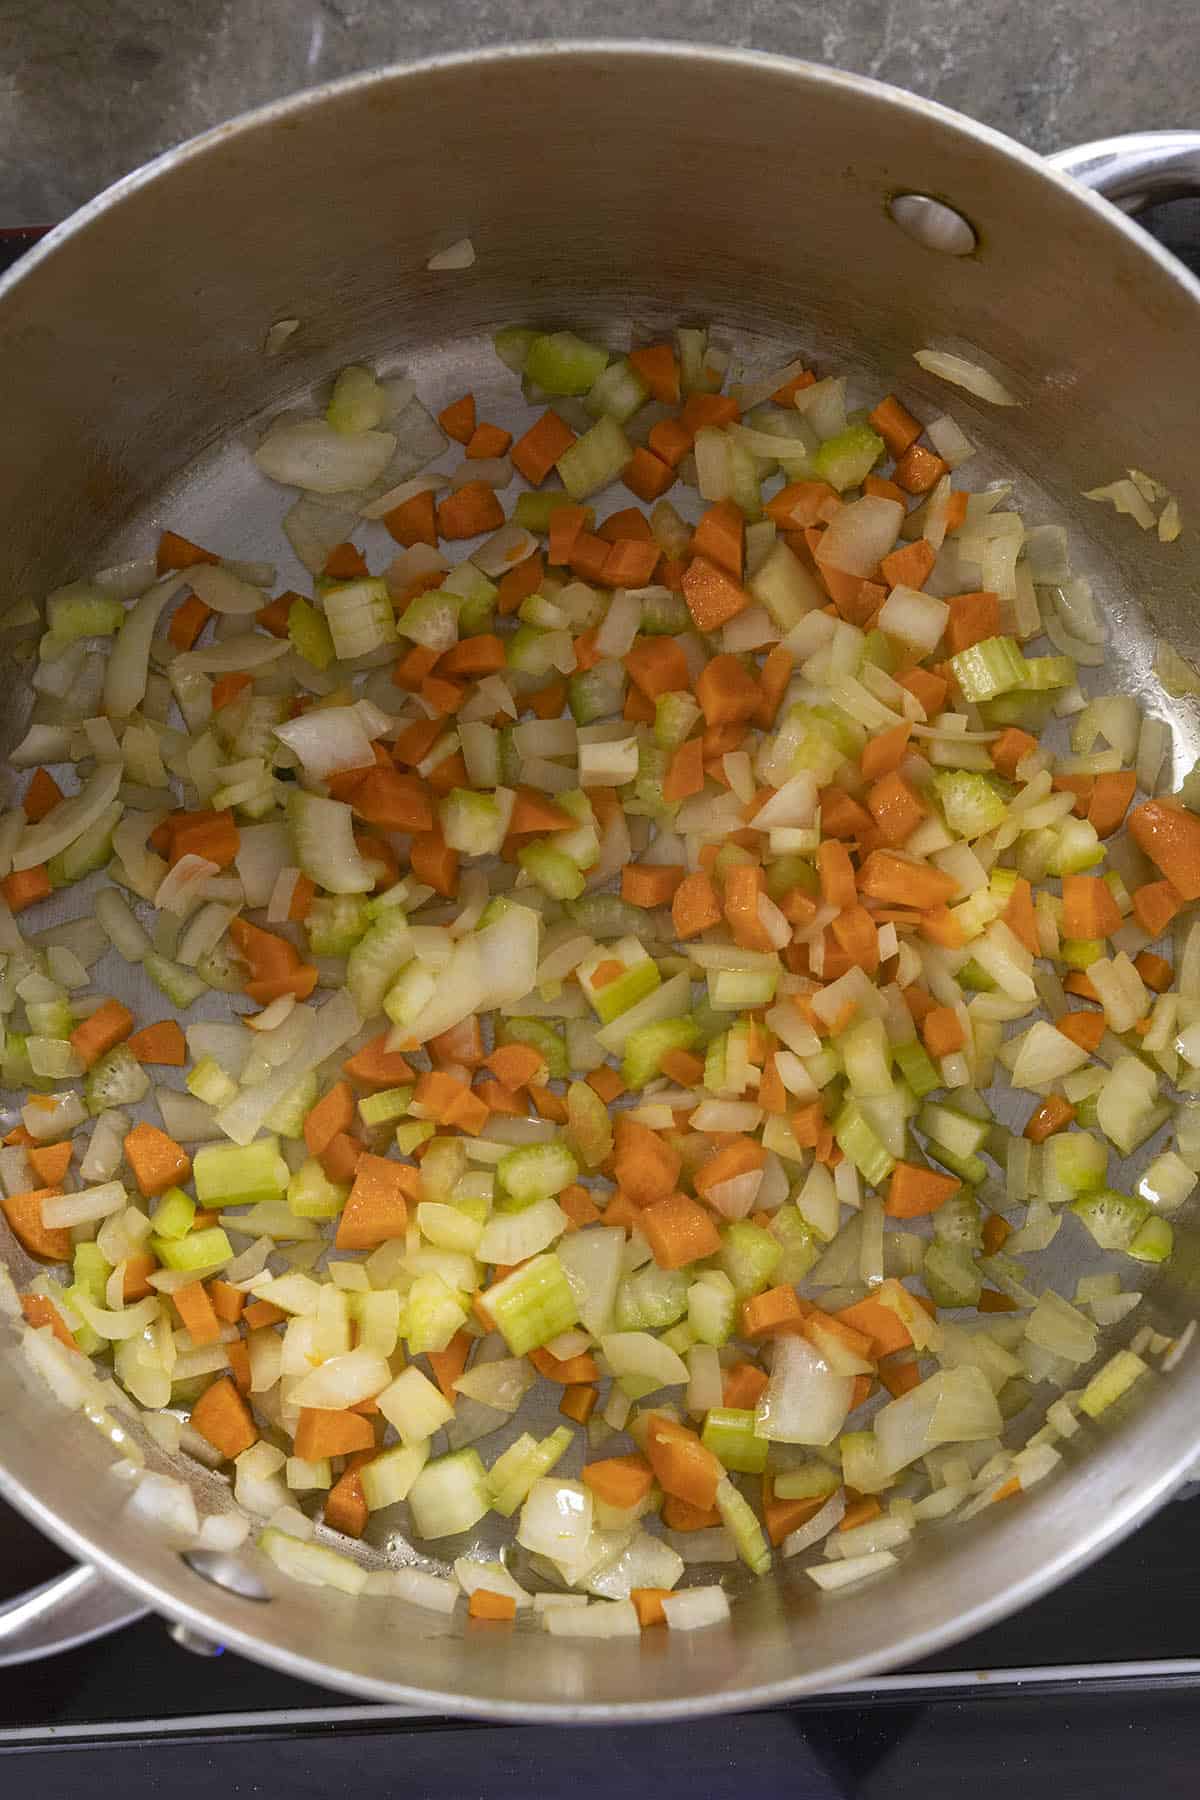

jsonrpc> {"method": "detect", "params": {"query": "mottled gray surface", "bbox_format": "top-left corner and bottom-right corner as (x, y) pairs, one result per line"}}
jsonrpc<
(0, 0), (1197, 224)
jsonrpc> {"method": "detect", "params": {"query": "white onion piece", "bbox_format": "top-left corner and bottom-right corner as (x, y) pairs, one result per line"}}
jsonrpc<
(187, 564), (267, 616)
(216, 988), (360, 1145)
(816, 497), (903, 576)
(12, 763), (123, 873)
(42, 1182), (127, 1228)
(175, 635), (290, 675)
(914, 349), (1019, 406)
(104, 574), (185, 718)
(925, 414), (976, 468)
(782, 1490), (847, 1557)
(451, 457), (512, 491)
(427, 237), (475, 271)
(154, 853), (219, 915)
(359, 473), (447, 520)
(255, 417), (397, 493)
(661, 1586), (730, 1630)
(273, 706), (376, 779)
(264, 317), (300, 354)
(471, 524), (537, 578)
(756, 1337), (854, 1445)
(288, 1348), (392, 1409)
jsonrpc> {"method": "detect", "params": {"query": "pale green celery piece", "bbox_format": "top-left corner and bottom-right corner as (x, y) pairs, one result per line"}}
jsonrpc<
(499, 1018), (569, 1080)
(772, 1462), (841, 1502)
(150, 1186), (195, 1241)
(1070, 1188), (1150, 1252)
(1128, 1214), (1174, 1263)
(566, 895), (647, 940)
(621, 1015), (701, 1089)
(506, 625), (563, 678)
(709, 968), (778, 1009)
(497, 1142), (578, 1205)
(144, 953), (210, 1007)
(396, 1120), (435, 1155)
(557, 416), (633, 501)
(654, 692), (702, 750)
(771, 1207), (819, 1284)
(525, 330), (609, 396)
(958, 959), (997, 992)
(632, 741), (676, 821)
(289, 1157), (350, 1219)
(305, 895), (371, 958)
(989, 867), (1019, 903)
(359, 1085), (413, 1129)
(458, 590), (496, 637)
(26, 999), (73, 1038)
(703, 1407), (769, 1474)
(834, 1100), (896, 1186)
(383, 960), (435, 1028)
(862, 628), (897, 672)
(488, 1426), (573, 1517)
(442, 789), (508, 858)
(932, 1190), (983, 1250)
(1047, 817), (1105, 876)
(568, 663), (626, 724)
(1021, 655), (1076, 691)
(659, 1320), (696, 1356)
(485, 1253), (578, 1355)
(287, 597), (335, 671)
(407, 1448), (491, 1539)
(84, 1044), (149, 1115)
(1043, 1130), (1108, 1200)
(703, 1032), (727, 1094)
(513, 490), (579, 534)
(586, 358), (649, 422)
(615, 1265), (688, 1332)
(497, 726), (522, 786)
(152, 1227), (233, 1272)
(933, 770), (1009, 839)
(565, 1080), (613, 1168)
(264, 1071), (320, 1139)
(891, 1039), (940, 1100)
(640, 591), (690, 635)
(715, 1476), (772, 1574)
(187, 1055), (238, 1108)
(520, 593), (567, 630)
(346, 909), (412, 1020)
(406, 1272), (470, 1355)
(396, 589), (461, 652)
(493, 326), (539, 374)
(46, 585), (127, 643)
(1078, 1349), (1148, 1418)
(927, 1140), (989, 1185)
(327, 364), (385, 433)
(949, 636), (1027, 703)
(194, 1137), (290, 1209)
(917, 1101), (990, 1160)
(717, 1222), (781, 1300)
(923, 1241), (982, 1308)
(46, 802), (122, 888)
(812, 423), (884, 491)
(1061, 937), (1104, 970)
(72, 1242), (111, 1306)
(581, 958), (660, 1026)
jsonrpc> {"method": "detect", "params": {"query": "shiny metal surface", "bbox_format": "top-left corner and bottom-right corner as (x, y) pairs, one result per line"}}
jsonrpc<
(1, 44), (1200, 1719)
(0, 1564), (147, 1667)
(1048, 130), (1200, 208)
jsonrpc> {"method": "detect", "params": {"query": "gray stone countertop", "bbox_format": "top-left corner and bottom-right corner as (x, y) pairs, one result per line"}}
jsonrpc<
(0, 0), (1197, 224)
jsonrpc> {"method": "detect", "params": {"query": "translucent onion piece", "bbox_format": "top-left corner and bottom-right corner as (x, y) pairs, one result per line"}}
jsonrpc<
(914, 349), (1019, 407)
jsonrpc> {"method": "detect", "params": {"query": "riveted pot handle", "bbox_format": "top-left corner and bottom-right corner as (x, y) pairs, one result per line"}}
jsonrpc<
(0, 1563), (148, 1666)
(1048, 131), (1200, 211)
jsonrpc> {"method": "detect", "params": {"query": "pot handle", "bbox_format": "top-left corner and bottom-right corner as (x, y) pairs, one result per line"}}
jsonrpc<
(1047, 131), (1200, 210)
(0, 1562), (148, 1666)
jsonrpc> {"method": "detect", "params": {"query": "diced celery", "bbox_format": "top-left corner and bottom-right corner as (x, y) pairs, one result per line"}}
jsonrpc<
(152, 1226), (233, 1272)
(306, 895), (371, 957)
(46, 802), (122, 888)
(406, 1272), (470, 1354)
(933, 1189), (983, 1249)
(1047, 817), (1105, 876)
(506, 624), (563, 678)
(1078, 1349), (1148, 1419)
(513, 490), (580, 533)
(586, 358), (649, 422)
(287, 596), (335, 671)
(497, 1142), (579, 1205)
(717, 1222), (781, 1300)
(568, 662), (626, 725)
(145, 953), (209, 1008)
(395, 1120), (435, 1155)
(346, 908), (412, 1020)
(358, 1085), (413, 1129)
(933, 770), (1009, 840)
(715, 1475), (772, 1574)
(194, 1137), (290, 1209)
(653, 692), (701, 751)
(1021, 655), (1076, 691)
(772, 1461), (841, 1502)
(557, 416), (633, 502)
(615, 1265), (688, 1332)
(488, 1426), (573, 1517)
(813, 424), (884, 491)
(150, 1185), (195, 1240)
(918, 1101), (990, 1161)
(396, 589), (460, 652)
(928, 1141), (989, 1185)
(324, 577), (395, 660)
(1129, 1214), (1174, 1264)
(288, 1157), (349, 1219)
(327, 364), (384, 433)
(565, 1080), (613, 1169)
(525, 331), (609, 396)
(1042, 1131), (1108, 1205)
(687, 1271), (737, 1345)
(621, 1015), (700, 1089)
(193, 942), (245, 995)
(892, 1038), (940, 1100)
(361, 1442), (430, 1512)
(383, 960), (435, 1028)
(923, 1241), (982, 1308)
(702, 1407), (769, 1474)
(709, 967), (779, 1009)
(1061, 937), (1104, 971)
(949, 636), (1027, 703)
(641, 590), (690, 635)
(486, 1252), (579, 1354)
(407, 1448), (491, 1539)
(1070, 1188), (1150, 1252)
(517, 840), (586, 901)
(72, 1242), (110, 1306)
(84, 1044), (149, 1115)
(187, 1056), (238, 1107)
(46, 584), (128, 643)
(443, 789), (510, 859)
(578, 943), (660, 1023)
(834, 1100), (896, 1187)
(493, 325), (539, 373)
(264, 1071), (319, 1140)
(499, 1018), (569, 1081)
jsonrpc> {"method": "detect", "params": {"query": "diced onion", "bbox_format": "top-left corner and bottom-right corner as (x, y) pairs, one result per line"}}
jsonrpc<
(914, 348), (1019, 406)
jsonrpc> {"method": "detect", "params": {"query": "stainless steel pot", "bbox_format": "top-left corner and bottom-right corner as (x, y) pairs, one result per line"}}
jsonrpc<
(2, 43), (1200, 1720)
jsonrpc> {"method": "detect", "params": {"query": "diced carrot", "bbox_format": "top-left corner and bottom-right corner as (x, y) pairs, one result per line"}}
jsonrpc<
(1000, 876), (1039, 957)
(1062, 874), (1123, 940)
(211, 671), (252, 712)
(879, 1356), (922, 1398)
(23, 767), (64, 822)
(671, 869), (722, 939)
(640, 1191), (722, 1271)
(558, 1186), (602, 1233)
(343, 1035), (416, 1091)
(741, 1284), (808, 1339)
(625, 342), (680, 406)
(421, 1328), (472, 1403)
(293, 1408), (375, 1461)
(1056, 1010), (1107, 1053)
(602, 537), (661, 588)
(658, 1049), (703, 1092)
(864, 474), (907, 504)
(978, 1288), (1019, 1313)
(621, 864), (686, 909)
(866, 770), (927, 847)
(68, 997), (135, 1071)
(981, 1213), (1011, 1257)
(125, 1020), (187, 1066)
(483, 1043), (545, 1093)
(694, 1136), (768, 1200)
(468, 1589), (516, 1624)
(868, 395), (923, 459)
(190, 1376), (257, 1461)
(761, 1477), (825, 1547)
(511, 409), (576, 486)
(529, 1345), (600, 1385)
(817, 839), (857, 909)
(524, 677), (567, 721)
(723, 863), (775, 953)
(626, 1586), (668, 1629)
(647, 418), (693, 470)
(681, 555), (749, 631)
(323, 1454), (372, 1538)
(597, 506), (655, 546)
(944, 591), (1001, 655)
(425, 751), (469, 798)
(613, 1115), (681, 1206)
(122, 1253), (158, 1301)
(410, 827), (459, 898)
(556, 1381), (596, 1424)
(858, 850), (958, 909)
(885, 1160), (961, 1219)
(833, 1296), (913, 1358)
(718, 1362), (768, 1411)
(581, 1452), (655, 1509)
(467, 421), (513, 460)
(255, 594), (293, 637)
(157, 530), (220, 573)
(860, 722), (913, 782)
(990, 726), (1038, 780)
(349, 768), (433, 834)
(896, 666), (948, 715)
(383, 490), (438, 548)
(691, 500), (745, 580)
(1132, 880), (1184, 938)
(509, 790), (575, 834)
(243, 1299), (287, 1329)
(173, 1281), (223, 1347)
(1024, 1095), (1076, 1143)
(303, 1080), (355, 1157)
(1052, 773), (1094, 818)
(840, 1497), (883, 1533)
(818, 788), (876, 843)
(679, 391), (740, 433)
(644, 1414), (723, 1512)
(27, 1140), (72, 1186)
(1088, 772), (1137, 839)
(419, 672), (466, 716)
(893, 443), (949, 494)
(436, 482), (505, 541)
(169, 808), (239, 869)
(921, 1005), (965, 1058)
(543, 502), (587, 566)
(438, 393), (476, 444)
(1, 866), (51, 914)
(695, 653), (760, 727)
(123, 1123), (190, 1199)
(879, 538), (935, 592)
(497, 552), (545, 615)
(660, 737), (703, 805)
(208, 1280), (245, 1326)
(428, 1017), (484, 1073)
(1134, 951), (1173, 992)
(435, 636), (505, 683)
(831, 903), (880, 976)
(624, 635), (690, 699)
(1, 1189), (70, 1263)
(920, 904), (967, 951)
(765, 481), (841, 530)
(20, 1292), (77, 1350)
(567, 532), (613, 585)
(323, 540), (370, 580)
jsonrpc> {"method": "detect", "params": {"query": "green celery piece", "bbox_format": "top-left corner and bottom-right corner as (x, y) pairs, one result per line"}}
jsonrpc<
(46, 802), (122, 888)
(346, 908), (412, 1020)
(958, 959), (998, 992)
(932, 1189), (983, 1249)
(862, 628), (897, 672)
(891, 1038), (940, 1099)
(150, 1186), (195, 1241)
(525, 331), (609, 396)
(496, 1142), (578, 1205)
(305, 895), (372, 957)
(834, 1100), (896, 1186)
(458, 590), (495, 637)
(703, 1032), (727, 1095)
(933, 770), (1009, 839)
(264, 1071), (320, 1139)
(145, 952), (210, 1006)
(586, 959), (660, 1026)
(506, 624), (562, 678)
(288, 1157), (349, 1219)
(710, 968), (779, 1009)
(405, 1272), (469, 1355)
(1078, 1349), (1147, 1419)
(1061, 938), (1104, 970)
(46, 584), (127, 643)
(442, 789), (508, 858)
(702, 1407), (769, 1475)
(949, 636), (1027, 703)
(918, 1100), (990, 1159)
(565, 1080), (613, 1169)
(396, 589), (460, 652)
(586, 357), (649, 422)
(567, 664), (626, 724)
(1129, 1215), (1174, 1263)
(72, 1242), (110, 1306)
(615, 1265), (688, 1332)
(513, 490), (579, 534)
(772, 1462), (841, 1502)
(493, 326), (539, 373)
(358, 1085), (413, 1128)
(1021, 655), (1076, 691)
(324, 578), (395, 661)
(771, 1207), (819, 1284)
(488, 1426), (572, 1517)
(766, 854), (819, 902)
(1070, 1188), (1150, 1252)
(152, 1227), (233, 1272)
(927, 1140), (989, 1185)
(715, 1476), (772, 1574)
(287, 597), (335, 672)
(923, 1241), (982, 1308)
(687, 1272), (737, 1345)
(654, 691), (702, 750)
(84, 1044), (149, 1116)
(327, 365), (384, 433)
(621, 1015), (701, 1089)
(556, 415), (633, 501)
(499, 1018), (568, 1080)
(978, 691), (1057, 731)
(187, 1055), (238, 1107)
(485, 1253), (578, 1355)
(566, 895), (647, 940)
(396, 1120), (435, 1155)
(717, 1221), (780, 1300)
(640, 590), (690, 636)
(812, 424), (884, 491)
(193, 1136), (290, 1209)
